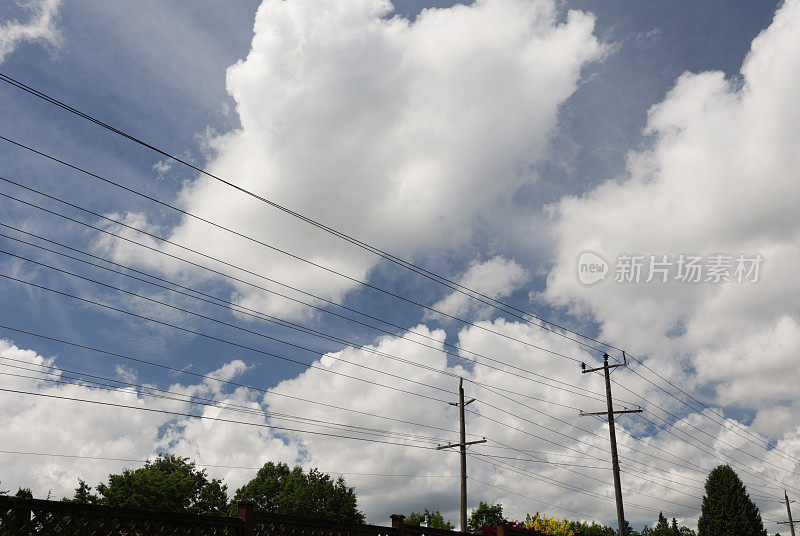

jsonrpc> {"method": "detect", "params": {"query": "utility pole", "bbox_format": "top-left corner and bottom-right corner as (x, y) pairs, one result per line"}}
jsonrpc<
(436, 377), (486, 532)
(779, 490), (798, 536)
(580, 353), (642, 536)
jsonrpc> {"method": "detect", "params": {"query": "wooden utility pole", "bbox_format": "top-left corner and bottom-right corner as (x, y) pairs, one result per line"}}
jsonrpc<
(580, 353), (642, 536)
(779, 490), (798, 536)
(436, 377), (486, 532)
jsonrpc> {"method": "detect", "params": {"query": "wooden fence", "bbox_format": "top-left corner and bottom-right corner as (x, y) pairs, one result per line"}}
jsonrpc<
(0, 496), (240, 535)
(3, 496), (533, 536)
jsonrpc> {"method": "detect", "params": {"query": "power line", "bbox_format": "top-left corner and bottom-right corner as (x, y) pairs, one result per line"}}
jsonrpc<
(0, 386), (456, 451)
(0, 324), (470, 437)
(0, 270), (465, 405)
(2, 78), (794, 485)
(471, 477), (595, 519)
(2, 364), (689, 511)
(0, 174), (586, 366)
(0, 248), (464, 399)
(0, 228), (613, 410)
(0, 358), (452, 444)
(609, 380), (800, 493)
(10, 237), (621, 451)
(3, 244), (647, 457)
(0, 360), (619, 473)
(0, 88), (610, 359)
(7, 205), (740, 485)
(0, 271), (646, 476)
(481, 437), (706, 511)
(470, 453), (699, 518)
(0, 450), (460, 479)
(8, 156), (792, 498)
(0, 185), (609, 403)
(1, 229), (788, 506)
(0, 322), (721, 507)
(1, 267), (673, 489)
(2, 74), (794, 509)
(6, 321), (683, 473)
(616, 410), (800, 496)
(0, 134), (608, 359)
(618, 367), (800, 467)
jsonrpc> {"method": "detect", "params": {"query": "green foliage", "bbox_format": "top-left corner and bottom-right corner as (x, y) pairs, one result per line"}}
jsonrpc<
(65, 479), (100, 504)
(525, 513), (574, 535)
(468, 501), (505, 532)
(231, 462), (363, 523)
(640, 512), (673, 536)
(672, 517), (697, 536)
(82, 454), (228, 514)
(568, 520), (616, 536)
(697, 465), (766, 536)
(14, 488), (33, 499)
(405, 509), (455, 530)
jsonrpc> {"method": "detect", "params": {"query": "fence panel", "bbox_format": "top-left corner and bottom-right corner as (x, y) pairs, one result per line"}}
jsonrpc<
(0, 496), (243, 536)
(405, 525), (470, 536)
(252, 513), (397, 536)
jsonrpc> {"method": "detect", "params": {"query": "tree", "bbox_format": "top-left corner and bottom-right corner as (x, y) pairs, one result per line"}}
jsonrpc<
(568, 521), (616, 536)
(65, 479), (99, 504)
(672, 518), (696, 536)
(640, 512), (670, 536)
(406, 509), (455, 530)
(468, 501), (505, 532)
(14, 488), (33, 499)
(525, 513), (574, 535)
(231, 462), (363, 523)
(76, 454), (228, 514)
(697, 465), (767, 536)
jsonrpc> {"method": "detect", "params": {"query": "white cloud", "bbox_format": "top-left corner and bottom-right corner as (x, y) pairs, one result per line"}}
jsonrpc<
(103, 0), (602, 320)
(0, 339), (290, 500)
(544, 0), (800, 439)
(429, 256), (527, 319)
(0, 0), (62, 63)
(152, 159), (173, 179)
(114, 364), (137, 384)
(2, 316), (799, 531)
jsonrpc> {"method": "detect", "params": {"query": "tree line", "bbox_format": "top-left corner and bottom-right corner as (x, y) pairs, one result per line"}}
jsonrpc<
(1, 456), (780, 536)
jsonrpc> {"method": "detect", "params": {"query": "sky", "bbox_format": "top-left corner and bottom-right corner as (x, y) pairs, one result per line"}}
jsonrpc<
(0, 0), (798, 533)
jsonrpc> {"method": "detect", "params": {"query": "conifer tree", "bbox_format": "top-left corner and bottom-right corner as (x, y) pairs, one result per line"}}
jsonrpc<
(697, 465), (767, 536)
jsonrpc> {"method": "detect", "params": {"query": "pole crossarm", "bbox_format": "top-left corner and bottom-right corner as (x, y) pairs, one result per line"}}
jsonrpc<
(436, 439), (487, 450)
(579, 409), (642, 417)
(581, 362), (628, 374)
(449, 398), (475, 407)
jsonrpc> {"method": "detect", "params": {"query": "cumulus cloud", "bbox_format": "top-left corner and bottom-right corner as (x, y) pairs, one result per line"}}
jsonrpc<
(544, 0), (800, 439)
(102, 0), (602, 320)
(429, 256), (527, 319)
(3, 313), (799, 531)
(0, 0), (62, 63)
(0, 339), (293, 500)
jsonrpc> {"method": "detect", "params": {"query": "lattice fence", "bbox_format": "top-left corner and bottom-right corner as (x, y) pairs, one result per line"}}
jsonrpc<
(0, 496), (243, 536)
(252, 513), (397, 536)
(406, 525), (470, 536)
(0, 496), (507, 536)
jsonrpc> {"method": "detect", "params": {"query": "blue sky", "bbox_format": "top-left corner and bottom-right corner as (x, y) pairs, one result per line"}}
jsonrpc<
(2, 0), (799, 531)
(0, 0), (777, 387)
